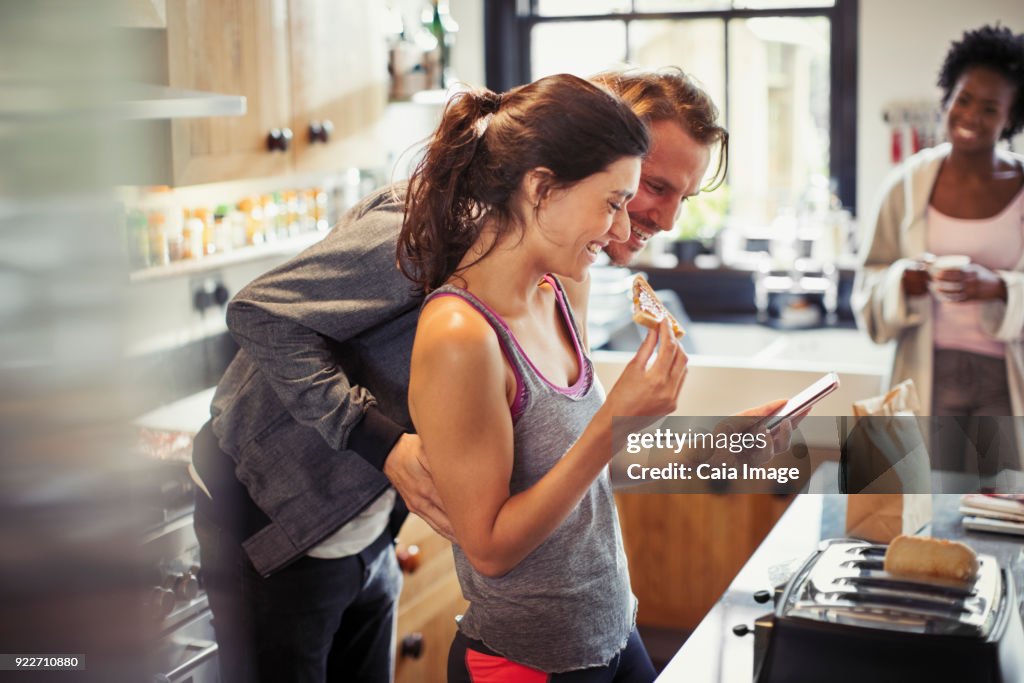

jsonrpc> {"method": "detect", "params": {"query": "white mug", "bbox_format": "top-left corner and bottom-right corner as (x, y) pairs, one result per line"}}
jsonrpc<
(927, 254), (970, 301)
(928, 254), (971, 273)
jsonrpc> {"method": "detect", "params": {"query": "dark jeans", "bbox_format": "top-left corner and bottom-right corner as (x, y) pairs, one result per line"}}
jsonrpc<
(194, 494), (402, 683)
(447, 628), (656, 683)
(931, 348), (1017, 484)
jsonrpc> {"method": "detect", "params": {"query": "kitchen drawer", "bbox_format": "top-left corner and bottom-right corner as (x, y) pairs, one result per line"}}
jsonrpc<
(394, 515), (467, 683)
(616, 493), (791, 630)
(395, 514), (458, 599)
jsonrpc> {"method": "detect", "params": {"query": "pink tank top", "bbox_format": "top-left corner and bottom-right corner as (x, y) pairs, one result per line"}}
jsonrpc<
(928, 182), (1024, 358)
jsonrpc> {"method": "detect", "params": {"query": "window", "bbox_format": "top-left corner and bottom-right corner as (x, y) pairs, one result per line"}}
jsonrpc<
(485, 0), (858, 226)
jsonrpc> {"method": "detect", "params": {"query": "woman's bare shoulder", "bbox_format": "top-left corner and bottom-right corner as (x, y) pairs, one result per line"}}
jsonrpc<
(415, 295), (503, 372)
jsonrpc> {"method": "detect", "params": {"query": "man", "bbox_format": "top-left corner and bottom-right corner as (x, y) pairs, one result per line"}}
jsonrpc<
(593, 68), (728, 267)
(191, 67), (731, 683)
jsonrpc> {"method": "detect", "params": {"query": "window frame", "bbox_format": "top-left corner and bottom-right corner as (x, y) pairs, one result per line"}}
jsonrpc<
(484, 0), (859, 212)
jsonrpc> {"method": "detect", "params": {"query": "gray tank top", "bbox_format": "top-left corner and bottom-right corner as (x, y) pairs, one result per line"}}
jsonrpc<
(425, 275), (636, 673)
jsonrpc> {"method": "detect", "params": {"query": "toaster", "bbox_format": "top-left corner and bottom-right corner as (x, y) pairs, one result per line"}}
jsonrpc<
(752, 539), (1024, 683)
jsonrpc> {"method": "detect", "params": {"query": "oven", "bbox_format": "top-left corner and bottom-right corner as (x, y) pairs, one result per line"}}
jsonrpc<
(140, 455), (219, 683)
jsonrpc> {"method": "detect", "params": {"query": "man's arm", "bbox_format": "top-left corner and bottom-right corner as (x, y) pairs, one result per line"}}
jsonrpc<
(226, 187), (417, 462)
(226, 185), (453, 536)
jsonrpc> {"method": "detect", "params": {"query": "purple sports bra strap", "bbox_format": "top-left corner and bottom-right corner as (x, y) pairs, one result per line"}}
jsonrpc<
(424, 290), (528, 422)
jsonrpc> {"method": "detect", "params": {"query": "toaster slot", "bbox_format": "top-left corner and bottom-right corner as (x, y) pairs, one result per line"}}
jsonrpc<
(825, 590), (970, 618)
(841, 558), (884, 571)
(841, 574), (975, 599)
(783, 540), (1000, 638)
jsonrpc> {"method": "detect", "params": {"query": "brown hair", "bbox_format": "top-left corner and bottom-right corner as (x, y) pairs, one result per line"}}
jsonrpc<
(592, 67), (729, 191)
(398, 73), (650, 293)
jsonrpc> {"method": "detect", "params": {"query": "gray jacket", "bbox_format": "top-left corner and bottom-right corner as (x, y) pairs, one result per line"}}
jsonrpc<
(210, 184), (421, 575)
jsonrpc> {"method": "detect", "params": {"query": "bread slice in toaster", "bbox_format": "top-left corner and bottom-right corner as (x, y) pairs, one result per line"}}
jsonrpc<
(632, 276), (685, 340)
(884, 535), (979, 582)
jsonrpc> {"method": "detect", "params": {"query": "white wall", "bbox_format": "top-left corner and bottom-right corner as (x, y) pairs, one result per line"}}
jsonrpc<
(449, 0), (485, 88)
(407, 2), (1024, 223)
(857, 1), (1024, 219)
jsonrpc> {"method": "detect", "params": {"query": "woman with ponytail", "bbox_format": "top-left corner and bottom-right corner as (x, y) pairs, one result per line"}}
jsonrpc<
(402, 74), (683, 682)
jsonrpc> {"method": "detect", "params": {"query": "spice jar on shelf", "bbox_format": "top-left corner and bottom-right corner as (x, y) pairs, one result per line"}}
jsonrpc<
(137, 185), (184, 266)
(282, 191), (300, 237)
(312, 187), (329, 231)
(212, 205), (234, 255)
(260, 195), (280, 243)
(237, 197), (266, 246)
(182, 209), (205, 260)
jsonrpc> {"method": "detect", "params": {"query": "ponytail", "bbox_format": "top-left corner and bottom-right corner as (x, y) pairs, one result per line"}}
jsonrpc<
(398, 90), (503, 292)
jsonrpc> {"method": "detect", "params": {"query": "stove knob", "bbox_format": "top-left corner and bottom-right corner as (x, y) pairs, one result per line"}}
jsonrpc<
(173, 573), (199, 601)
(189, 565), (204, 590)
(732, 624), (752, 637)
(212, 283), (230, 307)
(396, 544), (421, 573)
(400, 633), (424, 659)
(149, 587), (176, 620)
(753, 589), (772, 604)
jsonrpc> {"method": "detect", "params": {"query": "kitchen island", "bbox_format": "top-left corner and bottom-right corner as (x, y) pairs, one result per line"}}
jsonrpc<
(657, 492), (1024, 682)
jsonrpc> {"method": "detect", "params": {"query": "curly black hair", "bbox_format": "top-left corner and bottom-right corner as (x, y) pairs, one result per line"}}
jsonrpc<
(937, 24), (1024, 140)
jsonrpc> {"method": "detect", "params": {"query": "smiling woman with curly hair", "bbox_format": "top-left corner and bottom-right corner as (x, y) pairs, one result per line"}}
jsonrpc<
(937, 24), (1024, 140)
(855, 23), (1024, 475)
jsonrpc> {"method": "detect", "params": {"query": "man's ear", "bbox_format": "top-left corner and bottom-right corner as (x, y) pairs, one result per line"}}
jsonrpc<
(523, 167), (557, 209)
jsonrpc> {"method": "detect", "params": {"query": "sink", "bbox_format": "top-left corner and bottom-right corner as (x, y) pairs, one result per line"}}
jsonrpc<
(685, 322), (894, 370)
(592, 324), (891, 447)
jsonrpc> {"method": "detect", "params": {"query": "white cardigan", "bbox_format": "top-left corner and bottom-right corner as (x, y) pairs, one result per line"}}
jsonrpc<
(852, 143), (1024, 419)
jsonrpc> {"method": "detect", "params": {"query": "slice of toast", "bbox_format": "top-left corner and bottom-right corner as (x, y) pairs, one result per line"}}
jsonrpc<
(883, 535), (979, 582)
(632, 276), (685, 340)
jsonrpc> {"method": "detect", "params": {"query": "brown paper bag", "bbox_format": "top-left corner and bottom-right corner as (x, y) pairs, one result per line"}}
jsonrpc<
(844, 380), (932, 543)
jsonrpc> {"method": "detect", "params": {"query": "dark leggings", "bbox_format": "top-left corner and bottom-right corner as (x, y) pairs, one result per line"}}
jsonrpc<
(447, 627), (656, 683)
(930, 349), (1016, 483)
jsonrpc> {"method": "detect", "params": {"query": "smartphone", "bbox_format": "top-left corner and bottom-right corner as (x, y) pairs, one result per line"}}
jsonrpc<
(758, 371), (840, 431)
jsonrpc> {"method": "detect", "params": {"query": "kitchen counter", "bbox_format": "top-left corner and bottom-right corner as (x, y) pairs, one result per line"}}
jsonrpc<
(657, 491), (1024, 682)
(135, 387), (216, 434)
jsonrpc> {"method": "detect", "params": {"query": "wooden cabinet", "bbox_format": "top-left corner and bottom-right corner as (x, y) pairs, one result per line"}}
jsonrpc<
(616, 493), (791, 630)
(389, 497), (787, 676)
(393, 514), (467, 683)
(288, 0), (388, 174)
(163, 0), (388, 186)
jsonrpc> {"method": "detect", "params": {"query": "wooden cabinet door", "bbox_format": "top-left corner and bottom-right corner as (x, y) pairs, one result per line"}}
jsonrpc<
(393, 515), (467, 683)
(616, 493), (791, 630)
(288, 0), (389, 173)
(166, 0), (293, 185)
(394, 571), (465, 683)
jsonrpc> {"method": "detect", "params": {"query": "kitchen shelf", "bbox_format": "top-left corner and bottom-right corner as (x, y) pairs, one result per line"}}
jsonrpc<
(129, 231), (325, 283)
(0, 82), (246, 122)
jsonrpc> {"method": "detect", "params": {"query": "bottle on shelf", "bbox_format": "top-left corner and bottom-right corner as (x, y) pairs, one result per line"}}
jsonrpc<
(138, 185), (184, 266)
(224, 204), (244, 250)
(191, 207), (213, 256)
(213, 205), (234, 255)
(182, 209), (204, 261)
(260, 194), (279, 243)
(125, 209), (150, 270)
(147, 211), (169, 266)
(283, 190), (300, 238)
(237, 197), (266, 247)
(271, 192), (290, 240)
(312, 187), (329, 232)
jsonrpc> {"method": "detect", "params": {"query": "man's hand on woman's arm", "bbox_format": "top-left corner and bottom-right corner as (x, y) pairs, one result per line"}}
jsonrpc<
(383, 434), (455, 541)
